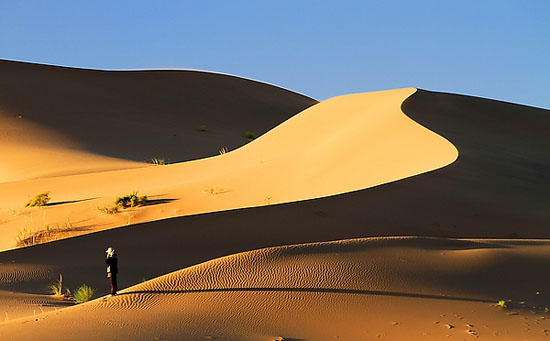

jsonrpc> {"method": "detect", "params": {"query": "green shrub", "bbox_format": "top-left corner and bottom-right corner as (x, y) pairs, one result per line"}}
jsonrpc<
(245, 131), (256, 140)
(73, 285), (95, 304)
(115, 191), (148, 209)
(24, 192), (50, 207)
(151, 158), (166, 165)
(199, 125), (207, 132)
(496, 300), (507, 308)
(46, 274), (64, 296)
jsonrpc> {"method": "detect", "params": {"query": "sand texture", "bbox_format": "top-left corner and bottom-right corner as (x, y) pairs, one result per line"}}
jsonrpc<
(0, 87), (456, 251)
(1, 238), (550, 340)
(0, 61), (549, 340)
(0, 59), (316, 181)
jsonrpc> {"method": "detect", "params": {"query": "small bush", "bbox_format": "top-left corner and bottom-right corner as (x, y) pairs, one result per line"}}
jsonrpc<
(151, 158), (166, 165)
(219, 147), (228, 155)
(46, 274), (63, 296)
(24, 192), (50, 207)
(245, 131), (256, 140)
(16, 218), (77, 247)
(73, 285), (95, 304)
(115, 191), (147, 209)
(199, 125), (207, 132)
(98, 206), (119, 215)
(496, 300), (507, 308)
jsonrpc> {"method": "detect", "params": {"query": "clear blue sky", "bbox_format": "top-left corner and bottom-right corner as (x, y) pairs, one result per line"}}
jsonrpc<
(1, 0), (548, 108)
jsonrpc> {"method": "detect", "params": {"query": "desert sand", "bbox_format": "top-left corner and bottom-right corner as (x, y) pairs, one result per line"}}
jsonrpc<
(0, 61), (549, 340)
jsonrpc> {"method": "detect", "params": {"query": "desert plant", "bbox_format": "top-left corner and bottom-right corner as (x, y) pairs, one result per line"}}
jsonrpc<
(46, 274), (63, 296)
(497, 300), (507, 308)
(199, 125), (207, 132)
(73, 285), (95, 304)
(115, 191), (148, 209)
(24, 192), (50, 207)
(98, 206), (119, 215)
(219, 147), (228, 155)
(245, 131), (256, 140)
(151, 158), (166, 165)
(16, 219), (78, 247)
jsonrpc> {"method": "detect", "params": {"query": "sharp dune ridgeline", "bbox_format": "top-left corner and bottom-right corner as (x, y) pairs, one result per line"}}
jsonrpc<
(0, 60), (549, 340)
(0, 59), (317, 181)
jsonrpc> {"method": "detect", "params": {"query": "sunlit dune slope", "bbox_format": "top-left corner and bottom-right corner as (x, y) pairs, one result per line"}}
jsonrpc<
(0, 88), (457, 250)
(2, 237), (549, 340)
(0, 60), (316, 181)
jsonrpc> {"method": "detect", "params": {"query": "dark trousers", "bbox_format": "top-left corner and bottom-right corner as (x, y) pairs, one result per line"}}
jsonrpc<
(109, 274), (117, 295)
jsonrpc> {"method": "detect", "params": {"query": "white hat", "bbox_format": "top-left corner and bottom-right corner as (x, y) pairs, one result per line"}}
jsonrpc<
(106, 247), (115, 255)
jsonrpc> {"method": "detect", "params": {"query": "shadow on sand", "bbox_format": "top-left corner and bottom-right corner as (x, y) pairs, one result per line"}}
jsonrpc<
(117, 287), (494, 304)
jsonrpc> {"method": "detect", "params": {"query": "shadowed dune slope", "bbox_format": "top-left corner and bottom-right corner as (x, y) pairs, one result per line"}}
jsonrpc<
(2, 237), (550, 340)
(0, 90), (545, 290)
(0, 88), (457, 251)
(0, 60), (317, 181)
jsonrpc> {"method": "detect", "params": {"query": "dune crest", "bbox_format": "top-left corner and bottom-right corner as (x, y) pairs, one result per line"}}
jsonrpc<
(2, 237), (548, 340)
(0, 88), (457, 250)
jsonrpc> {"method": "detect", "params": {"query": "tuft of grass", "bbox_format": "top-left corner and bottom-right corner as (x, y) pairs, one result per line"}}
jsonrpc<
(245, 131), (256, 140)
(24, 192), (50, 208)
(115, 191), (148, 209)
(16, 219), (77, 247)
(150, 158), (166, 165)
(73, 285), (95, 304)
(199, 125), (207, 132)
(46, 274), (64, 296)
(219, 147), (228, 155)
(98, 206), (119, 215)
(496, 300), (507, 308)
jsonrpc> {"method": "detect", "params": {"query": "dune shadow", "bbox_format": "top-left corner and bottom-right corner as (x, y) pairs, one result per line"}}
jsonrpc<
(118, 287), (494, 304)
(144, 199), (177, 206)
(46, 197), (98, 207)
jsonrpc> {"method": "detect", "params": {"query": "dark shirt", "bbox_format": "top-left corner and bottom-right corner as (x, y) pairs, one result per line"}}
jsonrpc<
(106, 255), (118, 275)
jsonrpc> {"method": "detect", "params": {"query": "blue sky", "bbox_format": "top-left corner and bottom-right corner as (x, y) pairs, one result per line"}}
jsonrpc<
(1, 0), (548, 108)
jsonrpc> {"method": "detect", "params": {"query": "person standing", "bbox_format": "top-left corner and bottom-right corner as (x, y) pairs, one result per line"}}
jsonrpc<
(105, 247), (118, 296)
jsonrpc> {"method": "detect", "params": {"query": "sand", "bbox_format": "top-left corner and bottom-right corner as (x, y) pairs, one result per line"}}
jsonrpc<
(1, 237), (550, 340)
(0, 59), (316, 182)
(0, 61), (549, 340)
(0, 87), (457, 251)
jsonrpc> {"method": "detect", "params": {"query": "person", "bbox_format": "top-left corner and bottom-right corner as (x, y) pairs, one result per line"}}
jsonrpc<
(105, 247), (118, 296)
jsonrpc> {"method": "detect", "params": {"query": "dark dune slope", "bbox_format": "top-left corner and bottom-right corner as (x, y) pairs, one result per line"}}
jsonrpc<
(1, 90), (548, 296)
(0, 60), (317, 162)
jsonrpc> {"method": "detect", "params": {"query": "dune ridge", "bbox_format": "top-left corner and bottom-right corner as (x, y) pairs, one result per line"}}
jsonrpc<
(0, 59), (317, 182)
(0, 87), (457, 251)
(1, 237), (549, 340)
(1, 61), (549, 340)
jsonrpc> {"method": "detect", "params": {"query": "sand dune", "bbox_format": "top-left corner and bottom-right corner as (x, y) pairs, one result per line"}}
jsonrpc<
(1, 61), (549, 340)
(0, 87), (457, 251)
(1, 237), (549, 340)
(0, 60), (316, 181)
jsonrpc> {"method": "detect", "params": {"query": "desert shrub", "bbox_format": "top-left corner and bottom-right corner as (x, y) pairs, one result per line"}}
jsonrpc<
(16, 219), (78, 247)
(24, 192), (50, 207)
(245, 131), (256, 140)
(151, 158), (166, 165)
(199, 125), (207, 132)
(496, 300), (507, 308)
(46, 274), (63, 296)
(73, 285), (95, 304)
(115, 191), (148, 209)
(219, 147), (228, 155)
(98, 206), (119, 215)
